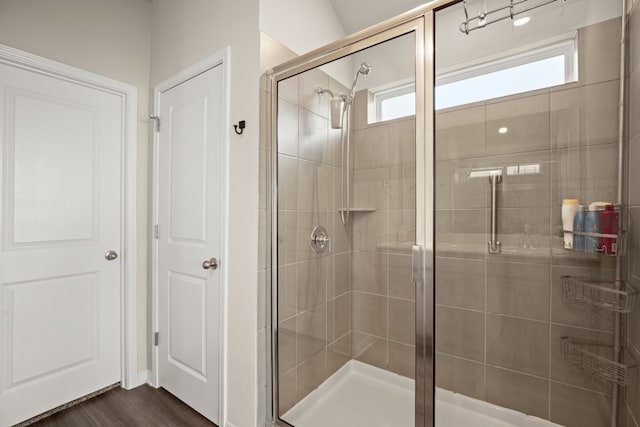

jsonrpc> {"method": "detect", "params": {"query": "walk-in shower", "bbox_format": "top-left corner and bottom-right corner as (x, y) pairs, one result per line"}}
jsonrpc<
(317, 61), (373, 225)
(265, 0), (637, 426)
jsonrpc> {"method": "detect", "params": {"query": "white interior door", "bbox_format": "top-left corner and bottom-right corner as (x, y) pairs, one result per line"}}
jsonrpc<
(157, 62), (224, 424)
(0, 61), (122, 426)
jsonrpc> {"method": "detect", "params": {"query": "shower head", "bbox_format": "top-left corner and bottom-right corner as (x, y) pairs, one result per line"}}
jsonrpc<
(349, 62), (373, 100)
(358, 62), (372, 76)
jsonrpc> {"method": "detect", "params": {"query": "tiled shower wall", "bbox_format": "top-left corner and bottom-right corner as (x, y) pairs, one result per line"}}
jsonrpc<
(274, 68), (354, 415)
(271, 74), (418, 414)
(260, 48), (418, 418)
(258, 32), (300, 426)
(348, 92), (416, 377)
(627, 3), (640, 427)
(434, 18), (623, 427)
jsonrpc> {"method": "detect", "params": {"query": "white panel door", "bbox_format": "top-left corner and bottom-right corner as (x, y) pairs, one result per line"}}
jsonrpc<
(157, 63), (223, 424)
(0, 62), (122, 425)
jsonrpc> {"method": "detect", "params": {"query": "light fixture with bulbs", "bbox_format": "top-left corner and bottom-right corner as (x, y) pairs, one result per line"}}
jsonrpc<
(498, 127), (508, 134)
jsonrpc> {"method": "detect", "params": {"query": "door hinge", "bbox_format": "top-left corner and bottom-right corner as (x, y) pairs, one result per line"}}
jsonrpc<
(154, 332), (159, 346)
(149, 115), (160, 132)
(154, 224), (159, 239)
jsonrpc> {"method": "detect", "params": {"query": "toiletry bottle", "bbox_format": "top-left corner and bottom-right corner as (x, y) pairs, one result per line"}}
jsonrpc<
(585, 202), (609, 253)
(572, 205), (586, 252)
(600, 204), (619, 255)
(562, 199), (579, 249)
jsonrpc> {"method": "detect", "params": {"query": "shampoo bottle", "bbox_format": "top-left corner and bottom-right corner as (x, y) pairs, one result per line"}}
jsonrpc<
(572, 205), (586, 252)
(562, 199), (579, 249)
(600, 204), (619, 255)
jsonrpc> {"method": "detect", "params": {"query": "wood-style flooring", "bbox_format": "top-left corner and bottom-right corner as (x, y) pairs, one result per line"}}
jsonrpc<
(26, 385), (217, 427)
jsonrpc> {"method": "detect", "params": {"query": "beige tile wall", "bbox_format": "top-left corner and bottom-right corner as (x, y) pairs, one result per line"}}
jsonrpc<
(349, 93), (416, 377)
(261, 65), (418, 419)
(627, 3), (640, 427)
(258, 32), (300, 426)
(274, 69), (353, 415)
(434, 18), (624, 427)
(272, 79), (417, 415)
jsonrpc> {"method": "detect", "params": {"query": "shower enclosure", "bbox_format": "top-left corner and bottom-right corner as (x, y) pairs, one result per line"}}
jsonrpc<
(265, 0), (636, 426)
(270, 25), (428, 426)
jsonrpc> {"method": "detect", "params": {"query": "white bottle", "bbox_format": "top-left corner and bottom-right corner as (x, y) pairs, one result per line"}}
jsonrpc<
(562, 199), (580, 249)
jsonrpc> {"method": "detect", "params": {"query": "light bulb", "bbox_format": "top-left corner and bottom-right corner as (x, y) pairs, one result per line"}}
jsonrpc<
(514, 17), (531, 27)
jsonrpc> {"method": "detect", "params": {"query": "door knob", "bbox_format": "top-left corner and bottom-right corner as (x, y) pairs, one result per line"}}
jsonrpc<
(202, 257), (219, 270)
(105, 250), (118, 261)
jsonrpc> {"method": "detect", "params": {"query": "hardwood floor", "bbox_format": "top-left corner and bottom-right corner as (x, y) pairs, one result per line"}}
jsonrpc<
(26, 385), (217, 427)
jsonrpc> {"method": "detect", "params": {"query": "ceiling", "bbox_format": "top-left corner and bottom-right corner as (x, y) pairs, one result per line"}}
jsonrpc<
(325, 0), (621, 87)
(328, 0), (427, 34)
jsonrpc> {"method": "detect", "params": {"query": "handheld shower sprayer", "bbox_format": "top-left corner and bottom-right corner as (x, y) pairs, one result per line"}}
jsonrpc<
(316, 61), (373, 129)
(349, 62), (373, 100)
(315, 62), (373, 225)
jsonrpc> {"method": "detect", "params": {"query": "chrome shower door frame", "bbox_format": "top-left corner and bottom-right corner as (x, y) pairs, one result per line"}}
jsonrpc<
(267, 1), (454, 425)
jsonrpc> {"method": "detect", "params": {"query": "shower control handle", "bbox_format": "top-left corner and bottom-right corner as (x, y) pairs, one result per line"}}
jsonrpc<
(310, 226), (331, 254)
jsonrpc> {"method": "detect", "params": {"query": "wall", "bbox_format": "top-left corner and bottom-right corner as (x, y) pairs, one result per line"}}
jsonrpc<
(273, 65), (353, 416)
(259, 0), (352, 87)
(263, 33), (417, 420)
(626, 2), (640, 426)
(435, 0), (621, 72)
(260, 0), (345, 57)
(349, 92), (416, 377)
(434, 18), (622, 427)
(258, 32), (300, 425)
(149, 1), (260, 426)
(0, 0), (152, 377)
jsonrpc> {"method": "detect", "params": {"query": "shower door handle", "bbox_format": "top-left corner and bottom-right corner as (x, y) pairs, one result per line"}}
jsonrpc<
(488, 173), (502, 254)
(412, 245), (424, 284)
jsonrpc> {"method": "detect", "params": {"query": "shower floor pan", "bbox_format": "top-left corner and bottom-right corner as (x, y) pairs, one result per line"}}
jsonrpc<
(283, 360), (561, 427)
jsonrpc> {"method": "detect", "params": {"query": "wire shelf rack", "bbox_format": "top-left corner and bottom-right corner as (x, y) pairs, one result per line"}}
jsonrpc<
(562, 276), (637, 314)
(568, 230), (626, 256)
(560, 337), (636, 386)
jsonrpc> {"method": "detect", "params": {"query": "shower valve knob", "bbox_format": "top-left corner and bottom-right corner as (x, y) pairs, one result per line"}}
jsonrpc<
(310, 226), (330, 253)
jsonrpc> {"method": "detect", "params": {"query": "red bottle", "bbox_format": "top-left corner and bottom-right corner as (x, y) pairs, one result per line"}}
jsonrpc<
(600, 204), (619, 255)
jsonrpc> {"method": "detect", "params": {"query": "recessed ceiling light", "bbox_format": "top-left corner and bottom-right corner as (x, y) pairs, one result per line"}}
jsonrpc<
(514, 16), (531, 27)
(499, 127), (508, 134)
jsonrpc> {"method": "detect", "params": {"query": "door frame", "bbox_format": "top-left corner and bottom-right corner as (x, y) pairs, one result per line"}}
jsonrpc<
(265, 0), (459, 423)
(150, 48), (230, 424)
(0, 44), (139, 389)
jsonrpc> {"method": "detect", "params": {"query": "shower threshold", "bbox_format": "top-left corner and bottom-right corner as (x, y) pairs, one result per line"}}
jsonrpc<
(282, 360), (561, 427)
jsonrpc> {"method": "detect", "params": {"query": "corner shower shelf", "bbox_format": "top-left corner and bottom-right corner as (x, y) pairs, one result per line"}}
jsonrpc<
(560, 337), (637, 386)
(338, 207), (377, 213)
(565, 230), (626, 256)
(561, 276), (637, 314)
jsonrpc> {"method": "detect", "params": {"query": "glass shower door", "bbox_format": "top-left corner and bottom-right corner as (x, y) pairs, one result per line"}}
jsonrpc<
(434, 1), (624, 426)
(271, 21), (432, 427)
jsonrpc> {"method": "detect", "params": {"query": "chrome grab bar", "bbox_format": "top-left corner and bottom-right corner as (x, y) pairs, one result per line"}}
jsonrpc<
(488, 173), (502, 254)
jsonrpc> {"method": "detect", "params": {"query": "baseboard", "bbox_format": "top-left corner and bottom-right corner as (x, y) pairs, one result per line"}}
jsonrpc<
(225, 422), (238, 427)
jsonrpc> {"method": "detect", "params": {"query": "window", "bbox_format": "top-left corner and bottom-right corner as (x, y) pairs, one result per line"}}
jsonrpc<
(371, 33), (577, 120)
(375, 82), (416, 122)
(435, 34), (577, 110)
